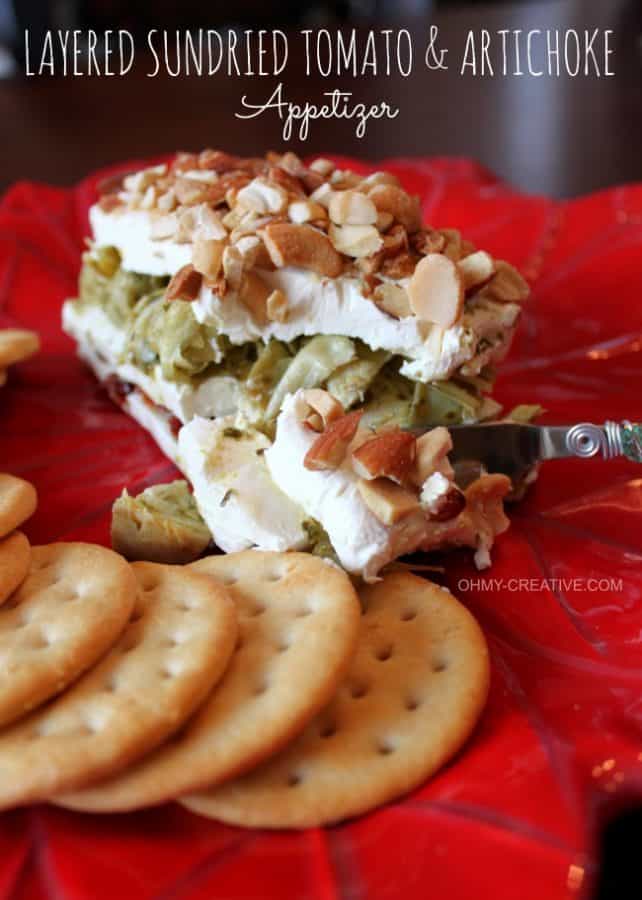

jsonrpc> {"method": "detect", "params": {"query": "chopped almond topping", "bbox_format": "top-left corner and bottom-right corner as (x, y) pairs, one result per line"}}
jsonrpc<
(156, 190), (177, 213)
(261, 223), (343, 278)
(301, 389), (345, 431)
(329, 223), (383, 259)
(367, 184), (422, 233)
(304, 411), (362, 471)
(328, 190), (378, 227)
(357, 478), (421, 524)
(411, 229), (446, 255)
(309, 158), (335, 176)
(413, 426), (453, 485)
(288, 200), (327, 225)
(266, 289), (288, 323)
(309, 182), (335, 209)
(372, 283), (412, 319)
(236, 177), (287, 215)
(197, 150), (243, 173)
(192, 238), (224, 280)
(268, 165), (305, 196)
(174, 177), (212, 206)
(166, 264), (203, 302)
(222, 245), (244, 290)
(381, 253), (417, 280)
(238, 271), (270, 324)
(376, 211), (394, 232)
(234, 234), (274, 270)
(408, 252), (464, 328)
(352, 430), (417, 485)
(485, 260), (530, 302)
(458, 250), (495, 291)
(439, 229), (463, 261)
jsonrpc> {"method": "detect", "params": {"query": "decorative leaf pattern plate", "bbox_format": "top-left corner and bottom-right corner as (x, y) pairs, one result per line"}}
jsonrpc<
(1, 157), (641, 899)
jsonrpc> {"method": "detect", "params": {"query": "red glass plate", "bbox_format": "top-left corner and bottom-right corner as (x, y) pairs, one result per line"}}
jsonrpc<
(1, 157), (642, 900)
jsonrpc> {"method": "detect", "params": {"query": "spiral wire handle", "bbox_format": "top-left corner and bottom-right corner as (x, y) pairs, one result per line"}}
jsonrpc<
(566, 424), (607, 458)
(565, 421), (642, 463)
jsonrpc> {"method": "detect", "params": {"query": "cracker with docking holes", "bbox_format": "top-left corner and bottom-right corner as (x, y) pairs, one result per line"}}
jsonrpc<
(0, 329), (40, 368)
(181, 571), (490, 828)
(0, 474), (37, 539)
(57, 551), (360, 813)
(0, 561), (237, 809)
(0, 542), (136, 727)
(0, 531), (31, 607)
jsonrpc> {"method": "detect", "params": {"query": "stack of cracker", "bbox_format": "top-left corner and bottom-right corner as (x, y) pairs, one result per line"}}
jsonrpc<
(0, 472), (489, 827)
(0, 329), (40, 388)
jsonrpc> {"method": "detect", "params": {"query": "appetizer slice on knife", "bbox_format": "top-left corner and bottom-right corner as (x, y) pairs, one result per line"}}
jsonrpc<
(63, 149), (526, 579)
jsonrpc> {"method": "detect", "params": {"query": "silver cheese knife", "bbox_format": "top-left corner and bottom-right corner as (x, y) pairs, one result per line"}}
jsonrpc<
(444, 420), (642, 484)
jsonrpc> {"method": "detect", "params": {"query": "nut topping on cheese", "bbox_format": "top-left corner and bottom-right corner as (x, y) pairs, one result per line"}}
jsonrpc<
(95, 149), (529, 336)
(352, 430), (417, 485)
(304, 410), (363, 471)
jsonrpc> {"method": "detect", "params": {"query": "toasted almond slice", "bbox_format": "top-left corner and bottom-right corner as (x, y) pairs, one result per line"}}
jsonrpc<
(357, 478), (420, 525)
(485, 260), (530, 302)
(288, 200), (327, 225)
(266, 289), (288, 323)
(304, 412), (362, 471)
(367, 184), (422, 233)
(408, 253), (464, 328)
(193, 204), (227, 240)
(372, 283), (412, 319)
(261, 223), (343, 278)
(330, 169), (362, 189)
(309, 158), (335, 176)
(232, 234), (269, 267)
(329, 224), (383, 259)
(328, 190), (378, 227)
(222, 245), (244, 290)
(157, 190), (177, 213)
(458, 250), (495, 290)
(166, 265), (203, 302)
(192, 238), (224, 280)
(236, 178), (288, 215)
(301, 390), (345, 432)
(174, 177), (210, 206)
(140, 185), (157, 210)
(238, 271), (270, 325)
(413, 426), (453, 486)
(309, 183), (335, 209)
(351, 430), (416, 485)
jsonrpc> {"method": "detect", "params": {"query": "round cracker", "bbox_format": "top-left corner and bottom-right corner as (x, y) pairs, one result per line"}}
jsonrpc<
(0, 474), (37, 539)
(57, 551), (360, 813)
(0, 561), (237, 809)
(0, 542), (136, 727)
(0, 329), (40, 368)
(182, 572), (490, 828)
(0, 531), (31, 607)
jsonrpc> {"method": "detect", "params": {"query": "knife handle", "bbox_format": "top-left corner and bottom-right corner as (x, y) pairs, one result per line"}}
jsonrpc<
(563, 421), (642, 463)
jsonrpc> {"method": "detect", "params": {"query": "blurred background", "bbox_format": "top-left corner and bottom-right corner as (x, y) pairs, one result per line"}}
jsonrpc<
(1, 1), (642, 196)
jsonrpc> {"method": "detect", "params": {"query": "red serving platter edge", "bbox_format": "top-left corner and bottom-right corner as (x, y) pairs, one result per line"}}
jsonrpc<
(1, 155), (642, 900)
